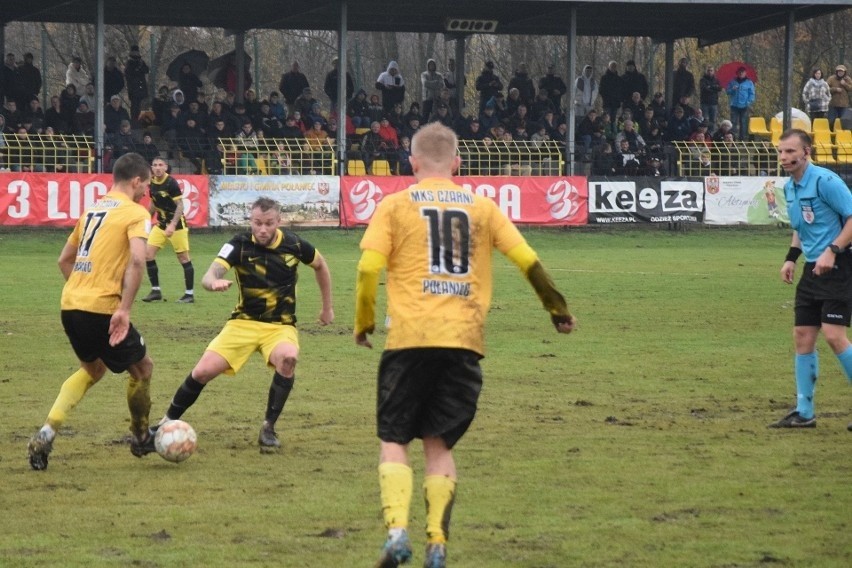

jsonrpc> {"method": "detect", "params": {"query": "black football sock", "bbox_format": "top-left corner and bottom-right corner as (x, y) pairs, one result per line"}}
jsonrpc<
(167, 374), (206, 420)
(181, 260), (195, 293)
(265, 373), (294, 425)
(146, 260), (160, 288)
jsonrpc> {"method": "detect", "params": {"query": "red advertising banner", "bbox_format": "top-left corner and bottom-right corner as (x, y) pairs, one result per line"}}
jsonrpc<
(340, 176), (588, 227)
(0, 173), (209, 227)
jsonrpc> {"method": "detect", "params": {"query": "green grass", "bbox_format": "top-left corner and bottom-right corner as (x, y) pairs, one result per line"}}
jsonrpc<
(1, 226), (850, 567)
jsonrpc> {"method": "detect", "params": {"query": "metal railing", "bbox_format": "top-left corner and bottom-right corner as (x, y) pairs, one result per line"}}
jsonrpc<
(671, 141), (781, 177)
(0, 134), (95, 173)
(457, 139), (564, 176)
(218, 137), (337, 175)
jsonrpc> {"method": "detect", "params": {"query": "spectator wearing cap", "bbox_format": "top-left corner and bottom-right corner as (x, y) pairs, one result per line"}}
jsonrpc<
(268, 91), (287, 121)
(294, 87), (318, 121)
(621, 60), (648, 106)
(324, 57), (355, 112)
(478, 99), (500, 133)
(65, 56), (89, 94)
(13, 52), (42, 112)
(475, 60), (504, 112)
(725, 66), (755, 140)
(125, 45), (149, 125)
(827, 64), (852, 124)
(599, 61), (622, 137)
(539, 63), (568, 113)
(508, 63), (535, 106)
(672, 57), (695, 102)
(649, 91), (667, 120)
(72, 100), (95, 135)
(137, 131), (161, 163)
(645, 155), (666, 177)
(103, 56), (125, 104)
(573, 64), (598, 119)
(429, 102), (454, 128)
(106, 119), (137, 162)
(104, 94), (131, 134)
(664, 106), (691, 142)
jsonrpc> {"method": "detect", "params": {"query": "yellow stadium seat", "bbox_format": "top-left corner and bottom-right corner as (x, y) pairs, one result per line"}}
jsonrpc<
(255, 157), (268, 175)
(748, 117), (771, 138)
(354, 128), (370, 137)
(832, 118), (844, 132)
(347, 159), (366, 175)
(769, 116), (783, 133)
(811, 117), (830, 134)
(835, 130), (852, 145)
(813, 142), (836, 165)
(372, 160), (393, 176)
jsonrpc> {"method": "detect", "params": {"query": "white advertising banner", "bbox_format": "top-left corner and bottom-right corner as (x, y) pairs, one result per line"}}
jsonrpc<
(703, 176), (790, 225)
(208, 176), (340, 227)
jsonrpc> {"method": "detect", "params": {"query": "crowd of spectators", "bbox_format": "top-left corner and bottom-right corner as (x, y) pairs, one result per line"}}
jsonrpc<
(2, 48), (850, 176)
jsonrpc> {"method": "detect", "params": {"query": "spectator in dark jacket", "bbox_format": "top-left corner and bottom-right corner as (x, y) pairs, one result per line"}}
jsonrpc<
(125, 45), (149, 125)
(538, 64), (568, 112)
(103, 56), (125, 104)
(13, 53), (42, 111)
(599, 61), (622, 136)
(672, 58), (695, 102)
(698, 65), (722, 128)
(279, 61), (310, 112)
(104, 95), (131, 134)
(323, 57), (354, 110)
(508, 63), (536, 106)
(475, 61), (504, 112)
(620, 60), (648, 105)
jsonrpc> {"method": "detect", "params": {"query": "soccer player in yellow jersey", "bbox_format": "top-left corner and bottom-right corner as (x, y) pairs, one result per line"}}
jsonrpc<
(156, 197), (334, 449)
(28, 153), (158, 470)
(141, 157), (195, 303)
(354, 123), (576, 568)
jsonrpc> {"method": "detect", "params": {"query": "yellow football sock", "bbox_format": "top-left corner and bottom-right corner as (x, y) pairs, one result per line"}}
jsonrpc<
(424, 475), (456, 544)
(379, 462), (413, 530)
(127, 375), (152, 439)
(46, 368), (97, 430)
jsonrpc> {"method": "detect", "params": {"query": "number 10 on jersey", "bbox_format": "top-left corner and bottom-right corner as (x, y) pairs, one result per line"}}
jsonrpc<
(422, 208), (470, 276)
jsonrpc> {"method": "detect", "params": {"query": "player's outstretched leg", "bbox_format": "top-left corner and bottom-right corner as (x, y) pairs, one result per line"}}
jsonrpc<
(258, 373), (294, 450)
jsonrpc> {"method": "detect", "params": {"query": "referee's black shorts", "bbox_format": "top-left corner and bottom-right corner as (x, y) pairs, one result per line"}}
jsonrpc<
(795, 254), (852, 327)
(61, 310), (147, 373)
(376, 347), (483, 449)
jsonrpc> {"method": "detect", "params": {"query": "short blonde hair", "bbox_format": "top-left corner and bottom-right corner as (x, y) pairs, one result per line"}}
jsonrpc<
(411, 123), (458, 168)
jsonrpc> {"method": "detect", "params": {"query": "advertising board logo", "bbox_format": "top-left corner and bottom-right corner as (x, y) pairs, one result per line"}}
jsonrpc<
(706, 175), (720, 195)
(545, 180), (581, 220)
(350, 179), (384, 220)
(317, 182), (330, 195)
(176, 179), (200, 220)
(589, 181), (637, 212)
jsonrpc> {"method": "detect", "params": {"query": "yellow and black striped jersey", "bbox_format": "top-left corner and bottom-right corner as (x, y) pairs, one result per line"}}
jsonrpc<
(61, 190), (151, 314)
(149, 174), (186, 230)
(360, 177), (525, 355)
(214, 229), (317, 325)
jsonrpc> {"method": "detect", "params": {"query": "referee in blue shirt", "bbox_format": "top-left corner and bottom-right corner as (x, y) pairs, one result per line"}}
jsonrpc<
(773, 129), (852, 430)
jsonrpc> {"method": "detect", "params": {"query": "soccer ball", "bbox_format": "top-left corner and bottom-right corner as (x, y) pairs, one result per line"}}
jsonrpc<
(154, 420), (198, 463)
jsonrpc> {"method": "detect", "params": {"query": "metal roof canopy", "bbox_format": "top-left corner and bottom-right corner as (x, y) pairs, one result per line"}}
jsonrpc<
(3, 1), (848, 174)
(4, 0), (848, 47)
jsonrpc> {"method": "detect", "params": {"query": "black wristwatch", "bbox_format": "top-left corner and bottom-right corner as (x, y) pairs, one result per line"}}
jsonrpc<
(828, 244), (843, 255)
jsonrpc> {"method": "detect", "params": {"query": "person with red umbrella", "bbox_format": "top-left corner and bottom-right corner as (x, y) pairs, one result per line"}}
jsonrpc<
(725, 66), (756, 140)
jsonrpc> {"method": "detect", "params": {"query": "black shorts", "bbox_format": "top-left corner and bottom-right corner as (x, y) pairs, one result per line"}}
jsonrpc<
(377, 348), (483, 449)
(61, 310), (147, 373)
(794, 255), (852, 327)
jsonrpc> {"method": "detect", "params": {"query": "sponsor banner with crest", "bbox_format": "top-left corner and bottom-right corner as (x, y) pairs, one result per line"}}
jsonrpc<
(340, 176), (588, 227)
(703, 176), (790, 225)
(207, 176), (339, 226)
(587, 177), (704, 224)
(0, 173), (209, 227)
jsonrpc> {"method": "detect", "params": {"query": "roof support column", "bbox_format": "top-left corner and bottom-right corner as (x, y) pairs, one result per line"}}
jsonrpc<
(782, 10), (795, 130)
(235, 32), (246, 103)
(336, 0), (349, 176)
(95, 0), (105, 172)
(664, 40), (674, 112)
(566, 5), (577, 175)
(454, 36), (465, 115)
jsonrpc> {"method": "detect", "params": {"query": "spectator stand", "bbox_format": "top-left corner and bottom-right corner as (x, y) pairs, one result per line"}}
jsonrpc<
(1, 134), (94, 173)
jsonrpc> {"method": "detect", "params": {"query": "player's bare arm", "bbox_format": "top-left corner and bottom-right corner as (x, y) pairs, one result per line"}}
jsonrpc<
(201, 261), (232, 292)
(165, 198), (184, 236)
(57, 241), (77, 281)
(309, 252), (334, 325)
(110, 236), (146, 346)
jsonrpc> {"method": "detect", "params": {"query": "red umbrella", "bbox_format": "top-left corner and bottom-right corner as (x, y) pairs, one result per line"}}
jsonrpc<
(716, 61), (758, 88)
